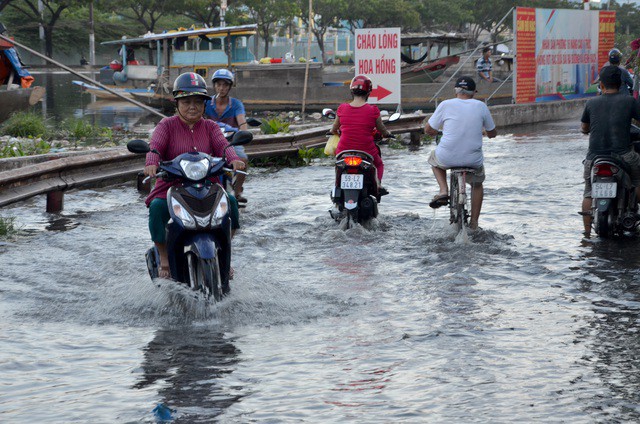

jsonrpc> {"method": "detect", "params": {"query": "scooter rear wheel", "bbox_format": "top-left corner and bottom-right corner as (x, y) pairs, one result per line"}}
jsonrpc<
(594, 210), (611, 237)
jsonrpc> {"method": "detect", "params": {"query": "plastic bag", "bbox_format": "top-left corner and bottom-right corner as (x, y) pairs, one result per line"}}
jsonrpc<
(324, 134), (340, 156)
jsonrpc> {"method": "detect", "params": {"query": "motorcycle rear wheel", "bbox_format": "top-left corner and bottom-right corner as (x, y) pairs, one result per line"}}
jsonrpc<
(186, 253), (223, 301)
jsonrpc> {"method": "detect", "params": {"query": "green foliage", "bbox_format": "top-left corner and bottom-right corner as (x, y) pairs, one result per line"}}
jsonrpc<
(0, 139), (51, 158)
(298, 146), (327, 165)
(250, 154), (305, 168)
(260, 118), (290, 134)
(1, 112), (48, 138)
(0, 215), (17, 239)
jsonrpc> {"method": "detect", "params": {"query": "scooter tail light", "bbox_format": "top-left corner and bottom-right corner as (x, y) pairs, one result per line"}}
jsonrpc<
(344, 156), (362, 166)
(594, 164), (618, 177)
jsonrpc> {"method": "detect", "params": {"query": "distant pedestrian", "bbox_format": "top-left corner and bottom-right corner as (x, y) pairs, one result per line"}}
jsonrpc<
(476, 47), (501, 84)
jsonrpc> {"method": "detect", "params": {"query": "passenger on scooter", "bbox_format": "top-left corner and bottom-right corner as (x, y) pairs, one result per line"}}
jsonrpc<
(580, 65), (640, 236)
(144, 72), (245, 279)
(423, 76), (497, 230)
(594, 49), (634, 96)
(205, 69), (249, 203)
(331, 75), (392, 193)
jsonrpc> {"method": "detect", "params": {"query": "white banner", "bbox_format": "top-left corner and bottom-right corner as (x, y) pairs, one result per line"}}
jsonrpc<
(354, 28), (401, 104)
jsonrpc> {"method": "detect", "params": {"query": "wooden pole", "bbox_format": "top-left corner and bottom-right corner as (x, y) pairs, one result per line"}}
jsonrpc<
(301, 0), (313, 121)
(0, 33), (167, 119)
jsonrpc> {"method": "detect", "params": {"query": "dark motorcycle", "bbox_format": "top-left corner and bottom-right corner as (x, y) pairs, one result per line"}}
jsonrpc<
(127, 130), (253, 300)
(323, 108), (399, 227)
(590, 130), (640, 237)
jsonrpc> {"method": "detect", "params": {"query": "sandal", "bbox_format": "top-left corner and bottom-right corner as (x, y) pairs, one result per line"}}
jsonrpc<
(429, 194), (449, 209)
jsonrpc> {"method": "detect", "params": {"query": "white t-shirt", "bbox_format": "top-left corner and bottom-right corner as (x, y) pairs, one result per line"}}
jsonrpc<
(428, 98), (496, 168)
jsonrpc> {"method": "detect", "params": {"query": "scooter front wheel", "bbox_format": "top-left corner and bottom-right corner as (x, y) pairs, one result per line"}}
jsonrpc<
(186, 253), (223, 301)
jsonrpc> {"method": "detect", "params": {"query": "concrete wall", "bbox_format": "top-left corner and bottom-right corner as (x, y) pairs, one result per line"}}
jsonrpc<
(490, 98), (587, 127)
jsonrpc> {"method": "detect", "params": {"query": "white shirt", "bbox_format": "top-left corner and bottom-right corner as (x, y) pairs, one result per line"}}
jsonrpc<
(428, 98), (496, 168)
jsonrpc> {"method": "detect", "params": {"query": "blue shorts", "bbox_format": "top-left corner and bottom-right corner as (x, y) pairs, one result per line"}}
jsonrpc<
(234, 145), (248, 160)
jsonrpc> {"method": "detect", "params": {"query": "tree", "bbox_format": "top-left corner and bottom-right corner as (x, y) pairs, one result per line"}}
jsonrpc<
(96, 0), (183, 34)
(343, 0), (420, 33)
(6, 0), (86, 58)
(298, 0), (345, 64)
(242, 0), (299, 57)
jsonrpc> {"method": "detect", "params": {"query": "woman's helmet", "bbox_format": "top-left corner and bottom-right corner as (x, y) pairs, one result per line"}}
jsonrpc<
(350, 75), (373, 96)
(212, 68), (234, 86)
(172, 72), (210, 100)
(609, 48), (622, 65)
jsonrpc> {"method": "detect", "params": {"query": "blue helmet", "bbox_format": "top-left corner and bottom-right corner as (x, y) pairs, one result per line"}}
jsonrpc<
(172, 72), (210, 100)
(212, 68), (234, 86)
(609, 48), (622, 65)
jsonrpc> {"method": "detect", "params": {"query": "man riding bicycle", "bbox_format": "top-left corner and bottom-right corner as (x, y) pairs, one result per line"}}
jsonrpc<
(424, 76), (497, 230)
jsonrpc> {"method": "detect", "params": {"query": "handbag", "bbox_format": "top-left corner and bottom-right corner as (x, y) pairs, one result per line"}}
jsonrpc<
(324, 134), (340, 156)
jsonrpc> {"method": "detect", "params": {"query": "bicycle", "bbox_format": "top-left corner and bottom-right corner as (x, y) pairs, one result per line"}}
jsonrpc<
(448, 168), (476, 231)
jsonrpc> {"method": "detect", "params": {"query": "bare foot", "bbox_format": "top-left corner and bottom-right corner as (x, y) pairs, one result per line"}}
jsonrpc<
(158, 266), (171, 279)
(469, 221), (479, 230)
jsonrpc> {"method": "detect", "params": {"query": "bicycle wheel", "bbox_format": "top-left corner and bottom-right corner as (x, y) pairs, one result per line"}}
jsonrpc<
(449, 172), (462, 230)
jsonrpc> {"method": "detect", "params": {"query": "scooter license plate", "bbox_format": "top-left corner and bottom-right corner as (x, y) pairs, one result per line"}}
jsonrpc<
(592, 182), (617, 198)
(341, 174), (364, 189)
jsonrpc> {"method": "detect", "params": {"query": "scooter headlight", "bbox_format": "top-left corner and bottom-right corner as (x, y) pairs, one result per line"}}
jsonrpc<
(180, 158), (210, 180)
(212, 194), (229, 225)
(170, 196), (196, 229)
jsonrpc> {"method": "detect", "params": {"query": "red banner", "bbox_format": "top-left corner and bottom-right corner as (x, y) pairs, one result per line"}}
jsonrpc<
(514, 8), (536, 104)
(598, 11), (616, 69)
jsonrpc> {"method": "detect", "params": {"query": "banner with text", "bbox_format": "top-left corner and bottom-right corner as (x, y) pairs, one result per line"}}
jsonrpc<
(513, 8), (615, 103)
(354, 28), (401, 104)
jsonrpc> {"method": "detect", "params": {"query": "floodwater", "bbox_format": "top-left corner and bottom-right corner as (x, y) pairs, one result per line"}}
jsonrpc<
(31, 71), (161, 132)
(2, 120), (640, 422)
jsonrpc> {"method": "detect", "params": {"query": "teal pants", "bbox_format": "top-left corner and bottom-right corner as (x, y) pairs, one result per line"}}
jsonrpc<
(149, 195), (240, 243)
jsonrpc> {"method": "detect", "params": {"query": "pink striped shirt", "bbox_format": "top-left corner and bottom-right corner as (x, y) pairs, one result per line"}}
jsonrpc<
(145, 115), (240, 206)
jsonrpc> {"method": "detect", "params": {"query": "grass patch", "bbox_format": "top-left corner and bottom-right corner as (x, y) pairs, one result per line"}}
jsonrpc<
(1, 111), (49, 138)
(298, 146), (327, 165)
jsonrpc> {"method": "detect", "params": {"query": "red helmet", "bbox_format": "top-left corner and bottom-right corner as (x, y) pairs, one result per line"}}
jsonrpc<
(350, 75), (372, 94)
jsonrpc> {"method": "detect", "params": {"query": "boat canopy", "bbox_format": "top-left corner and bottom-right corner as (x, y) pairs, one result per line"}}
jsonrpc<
(401, 32), (469, 46)
(101, 24), (257, 47)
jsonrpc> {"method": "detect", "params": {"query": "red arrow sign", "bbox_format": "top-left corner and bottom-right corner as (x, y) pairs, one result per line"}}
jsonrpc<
(370, 85), (392, 101)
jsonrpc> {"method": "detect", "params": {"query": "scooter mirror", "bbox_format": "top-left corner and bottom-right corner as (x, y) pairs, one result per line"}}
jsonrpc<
(127, 139), (150, 154)
(389, 112), (401, 122)
(230, 130), (254, 146)
(247, 117), (262, 127)
(322, 108), (336, 119)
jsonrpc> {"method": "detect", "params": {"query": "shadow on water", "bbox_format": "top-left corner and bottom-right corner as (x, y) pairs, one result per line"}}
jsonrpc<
(134, 327), (243, 423)
(573, 237), (640, 420)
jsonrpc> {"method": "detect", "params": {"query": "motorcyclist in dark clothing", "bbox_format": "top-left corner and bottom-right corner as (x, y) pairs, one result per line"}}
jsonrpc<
(580, 65), (640, 236)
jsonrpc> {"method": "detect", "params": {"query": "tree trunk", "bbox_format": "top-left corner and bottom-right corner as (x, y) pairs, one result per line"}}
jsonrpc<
(44, 26), (54, 58)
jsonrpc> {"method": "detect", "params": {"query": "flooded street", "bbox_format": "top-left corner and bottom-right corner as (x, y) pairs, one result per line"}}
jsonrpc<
(1, 119), (640, 422)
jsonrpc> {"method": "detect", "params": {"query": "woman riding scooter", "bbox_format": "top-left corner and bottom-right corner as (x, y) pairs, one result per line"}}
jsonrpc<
(144, 72), (245, 279)
(331, 75), (392, 194)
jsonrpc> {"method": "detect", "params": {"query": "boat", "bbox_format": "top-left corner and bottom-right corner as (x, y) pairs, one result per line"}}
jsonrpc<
(0, 31), (45, 122)
(71, 80), (156, 100)
(400, 33), (468, 83)
(95, 24), (258, 95)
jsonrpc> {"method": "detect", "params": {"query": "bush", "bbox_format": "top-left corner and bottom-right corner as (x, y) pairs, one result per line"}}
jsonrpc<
(298, 146), (326, 165)
(1, 112), (48, 138)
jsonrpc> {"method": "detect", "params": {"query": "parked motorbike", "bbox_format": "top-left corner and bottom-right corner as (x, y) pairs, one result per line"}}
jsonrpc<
(127, 130), (253, 300)
(590, 130), (640, 237)
(322, 108), (400, 227)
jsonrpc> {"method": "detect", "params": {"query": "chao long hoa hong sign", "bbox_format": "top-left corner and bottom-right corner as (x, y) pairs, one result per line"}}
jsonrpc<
(354, 28), (401, 105)
(514, 7), (615, 104)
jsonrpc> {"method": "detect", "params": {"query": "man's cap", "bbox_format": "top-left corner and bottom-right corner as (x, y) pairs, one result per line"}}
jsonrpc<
(455, 76), (476, 92)
(599, 65), (622, 87)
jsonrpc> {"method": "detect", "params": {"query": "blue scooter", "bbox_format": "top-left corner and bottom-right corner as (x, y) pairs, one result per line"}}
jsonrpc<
(127, 130), (253, 301)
